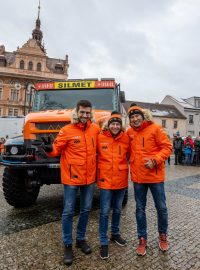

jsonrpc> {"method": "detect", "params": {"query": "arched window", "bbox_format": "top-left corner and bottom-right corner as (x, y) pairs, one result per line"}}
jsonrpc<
(28, 61), (33, 70)
(37, 62), (42, 71)
(19, 60), (24, 69)
(0, 56), (6, 67)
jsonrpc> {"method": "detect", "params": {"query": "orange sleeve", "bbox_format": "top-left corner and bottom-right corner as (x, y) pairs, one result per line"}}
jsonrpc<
(154, 126), (173, 165)
(47, 127), (68, 157)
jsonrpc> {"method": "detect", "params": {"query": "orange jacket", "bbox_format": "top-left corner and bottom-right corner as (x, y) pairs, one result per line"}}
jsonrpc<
(0, 143), (4, 154)
(48, 121), (100, 185)
(97, 130), (130, 189)
(127, 121), (172, 184)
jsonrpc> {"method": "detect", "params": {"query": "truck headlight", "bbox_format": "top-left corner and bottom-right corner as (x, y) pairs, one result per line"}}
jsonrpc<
(10, 146), (19, 155)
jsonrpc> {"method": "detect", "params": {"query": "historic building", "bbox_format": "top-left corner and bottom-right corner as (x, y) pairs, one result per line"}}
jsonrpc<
(161, 95), (200, 137)
(0, 4), (69, 117)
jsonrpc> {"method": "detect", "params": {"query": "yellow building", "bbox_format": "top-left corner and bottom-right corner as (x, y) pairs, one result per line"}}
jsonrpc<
(0, 4), (69, 117)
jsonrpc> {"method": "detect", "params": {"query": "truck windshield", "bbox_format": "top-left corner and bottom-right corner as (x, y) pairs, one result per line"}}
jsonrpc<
(32, 89), (117, 111)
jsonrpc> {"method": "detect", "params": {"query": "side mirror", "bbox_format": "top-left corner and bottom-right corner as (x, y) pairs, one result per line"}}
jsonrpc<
(120, 91), (125, 103)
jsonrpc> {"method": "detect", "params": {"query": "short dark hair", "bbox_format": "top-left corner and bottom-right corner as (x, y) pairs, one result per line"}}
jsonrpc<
(76, 100), (92, 111)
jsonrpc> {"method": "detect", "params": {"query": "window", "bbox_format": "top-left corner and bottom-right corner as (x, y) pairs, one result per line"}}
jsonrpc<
(19, 60), (24, 69)
(28, 61), (33, 70)
(8, 108), (13, 116)
(55, 63), (64, 74)
(189, 115), (194, 124)
(10, 89), (19, 101)
(173, 120), (178, 129)
(0, 79), (3, 100)
(162, 119), (166, 128)
(0, 108), (2, 116)
(198, 100), (200, 108)
(14, 109), (18, 117)
(37, 62), (42, 71)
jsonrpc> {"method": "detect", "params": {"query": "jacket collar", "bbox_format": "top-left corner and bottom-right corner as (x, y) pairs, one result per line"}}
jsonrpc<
(131, 120), (152, 132)
(102, 130), (124, 140)
(76, 120), (92, 130)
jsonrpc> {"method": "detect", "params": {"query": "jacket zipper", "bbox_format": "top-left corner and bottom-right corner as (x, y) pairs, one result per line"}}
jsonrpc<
(84, 133), (87, 185)
(92, 137), (94, 147)
(143, 137), (144, 147)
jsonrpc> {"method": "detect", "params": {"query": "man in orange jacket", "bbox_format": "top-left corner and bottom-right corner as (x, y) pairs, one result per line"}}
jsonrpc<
(42, 100), (100, 266)
(97, 111), (130, 259)
(127, 103), (172, 256)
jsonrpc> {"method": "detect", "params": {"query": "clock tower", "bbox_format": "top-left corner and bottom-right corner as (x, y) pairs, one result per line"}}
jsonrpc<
(0, 1), (69, 118)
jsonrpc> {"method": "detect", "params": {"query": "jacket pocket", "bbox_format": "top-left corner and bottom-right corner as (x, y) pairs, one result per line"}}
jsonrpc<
(98, 164), (111, 181)
(69, 159), (85, 180)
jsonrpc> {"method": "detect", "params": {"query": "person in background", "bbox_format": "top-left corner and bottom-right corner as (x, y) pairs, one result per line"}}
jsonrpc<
(0, 137), (6, 154)
(97, 111), (129, 260)
(184, 141), (193, 165)
(173, 132), (184, 165)
(42, 100), (100, 266)
(184, 135), (194, 164)
(127, 103), (172, 256)
(194, 136), (200, 165)
(167, 135), (171, 165)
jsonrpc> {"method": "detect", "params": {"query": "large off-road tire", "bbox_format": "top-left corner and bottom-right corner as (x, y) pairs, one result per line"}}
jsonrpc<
(2, 168), (40, 207)
(122, 188), (128, 206)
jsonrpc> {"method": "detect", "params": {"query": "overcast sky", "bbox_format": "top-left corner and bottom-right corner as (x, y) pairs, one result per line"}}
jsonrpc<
(1, 0), (200, 102)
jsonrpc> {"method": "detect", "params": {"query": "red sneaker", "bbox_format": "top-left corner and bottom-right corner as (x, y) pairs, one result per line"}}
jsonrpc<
(159, 234), (169, 251)
(136, 237), (147, 256)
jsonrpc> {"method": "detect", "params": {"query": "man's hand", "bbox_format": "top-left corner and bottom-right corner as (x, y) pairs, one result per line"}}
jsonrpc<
(41, 136), (53, 153)
(144, 158), (157, 169)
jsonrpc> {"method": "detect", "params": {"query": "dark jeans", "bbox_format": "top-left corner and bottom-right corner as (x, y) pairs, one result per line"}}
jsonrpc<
(99, 188), (126, 245)
(134, 182), (168, 240)
(174, 149), (182, 164)
(62, 183), (95, 246)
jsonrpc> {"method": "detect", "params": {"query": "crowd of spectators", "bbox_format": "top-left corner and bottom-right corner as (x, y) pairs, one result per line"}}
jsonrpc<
(173, 132), (200, 166)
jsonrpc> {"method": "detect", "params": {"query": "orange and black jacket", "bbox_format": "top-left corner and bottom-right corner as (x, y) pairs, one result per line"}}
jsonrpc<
(127, 120), (172, 184)
(97, 130), (130, 189)
(48, 121), (100, 185)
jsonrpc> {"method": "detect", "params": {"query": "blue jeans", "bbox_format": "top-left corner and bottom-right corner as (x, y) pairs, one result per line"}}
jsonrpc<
(62, 183), (95, 246)
(185, 154), (192, 165)
(99, 188), (126, 245)
(134, 182), (168, 240)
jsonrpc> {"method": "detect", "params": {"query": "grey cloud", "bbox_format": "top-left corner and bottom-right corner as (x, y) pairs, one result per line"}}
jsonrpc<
(1, 0), (200, 102)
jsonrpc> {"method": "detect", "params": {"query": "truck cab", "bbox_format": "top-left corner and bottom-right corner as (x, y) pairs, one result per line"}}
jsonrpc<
(1, 78), (126, 207)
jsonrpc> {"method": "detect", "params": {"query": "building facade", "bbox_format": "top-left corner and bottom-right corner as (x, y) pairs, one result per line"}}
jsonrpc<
(0, 5), (69, 117)
(161, 95), (200, 137)
(123, 101), (187, 139)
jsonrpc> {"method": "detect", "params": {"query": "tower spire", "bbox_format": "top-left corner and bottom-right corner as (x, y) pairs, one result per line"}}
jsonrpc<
(32, 0), (43, 44)
(38, 0), (41, 19)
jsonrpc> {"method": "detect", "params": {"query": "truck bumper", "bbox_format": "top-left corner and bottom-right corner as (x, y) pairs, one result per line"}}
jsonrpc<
(0, 160), (60, 169)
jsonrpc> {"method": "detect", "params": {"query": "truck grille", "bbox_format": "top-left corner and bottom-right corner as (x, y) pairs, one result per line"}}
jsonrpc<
(35, 121), (70, 141)
(36, 133), (59, 141)
(35, 122), (69, 130)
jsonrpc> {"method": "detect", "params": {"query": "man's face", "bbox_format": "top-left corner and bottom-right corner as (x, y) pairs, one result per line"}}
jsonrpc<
(130, 114), (143, 128)
(77, 106), (92, 124)
(109, 121), (121, 136)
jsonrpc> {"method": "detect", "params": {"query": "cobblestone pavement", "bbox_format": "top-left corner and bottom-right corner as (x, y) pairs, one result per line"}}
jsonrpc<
(0, 163), (200, 270)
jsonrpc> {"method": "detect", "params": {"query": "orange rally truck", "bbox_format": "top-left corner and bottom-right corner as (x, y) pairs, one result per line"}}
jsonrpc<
(1, 78), (126, 207)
